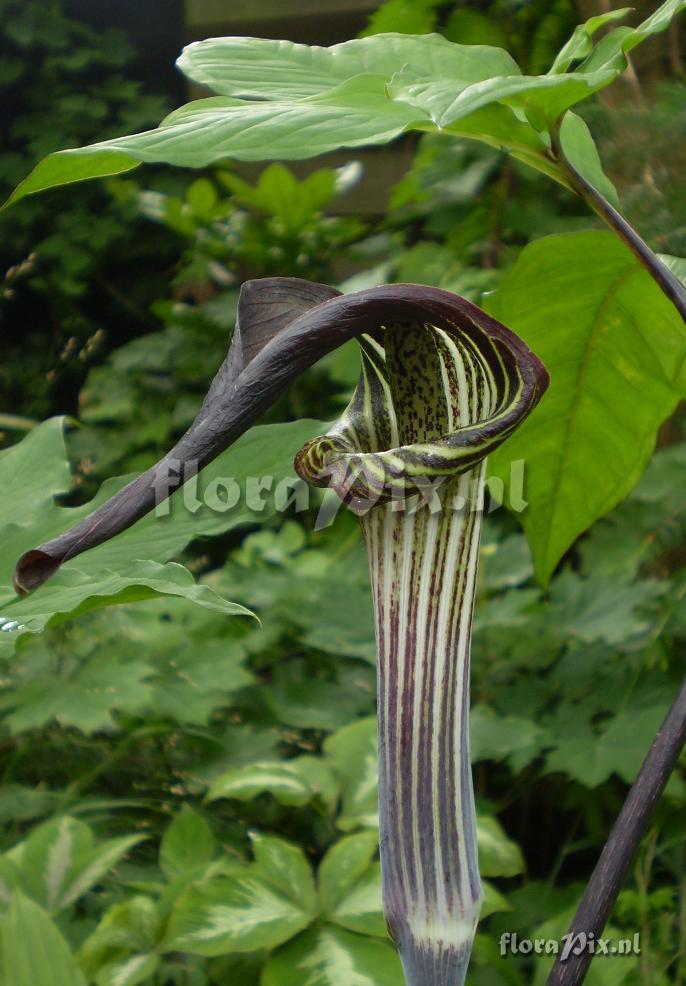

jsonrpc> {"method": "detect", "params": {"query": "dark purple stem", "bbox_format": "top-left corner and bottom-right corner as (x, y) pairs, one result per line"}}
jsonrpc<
(546, 675), (686, 986)
(550, 128), (686, 325)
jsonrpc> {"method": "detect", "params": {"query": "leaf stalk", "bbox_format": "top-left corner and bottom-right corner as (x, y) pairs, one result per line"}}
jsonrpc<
(547, 674), (686, 986)
(550, 124), (686, 324)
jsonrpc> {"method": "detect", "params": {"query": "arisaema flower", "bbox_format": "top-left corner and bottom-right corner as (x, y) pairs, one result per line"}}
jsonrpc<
(14, 279), (548, 986)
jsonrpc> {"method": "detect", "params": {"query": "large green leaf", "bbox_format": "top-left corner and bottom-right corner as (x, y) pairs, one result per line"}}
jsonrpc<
(0, 892), (87, 986)
(487, 231), (686, 586)
(0, 562), (250, 658)
(17, 5), (686, 204)
(177, 32), (518, 100)
(262, 925), (403, 986)
(163, 835), (316, 955)
(7, 4), (685, 208)
(8, 77), (426, 204)
(0, 417), (324, 653)
(5, 41), (568, 201)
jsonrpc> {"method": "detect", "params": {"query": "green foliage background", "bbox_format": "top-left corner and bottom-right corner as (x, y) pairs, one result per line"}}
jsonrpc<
(0, 1), (685, 985)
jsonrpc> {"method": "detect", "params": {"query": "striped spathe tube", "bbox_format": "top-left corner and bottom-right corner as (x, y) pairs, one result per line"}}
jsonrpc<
(295, 301), (547, 985)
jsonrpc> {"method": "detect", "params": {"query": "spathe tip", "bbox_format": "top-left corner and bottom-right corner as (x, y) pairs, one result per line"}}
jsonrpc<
(13, 549), (61, 596)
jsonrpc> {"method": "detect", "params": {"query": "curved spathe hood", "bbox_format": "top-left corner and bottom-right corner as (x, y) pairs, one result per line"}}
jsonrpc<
(14, 278), (548, 594)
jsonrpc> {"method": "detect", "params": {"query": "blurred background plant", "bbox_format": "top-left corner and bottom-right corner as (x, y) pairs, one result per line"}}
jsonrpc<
(0, 0), (176, 423)
(0, 1), (685, 985)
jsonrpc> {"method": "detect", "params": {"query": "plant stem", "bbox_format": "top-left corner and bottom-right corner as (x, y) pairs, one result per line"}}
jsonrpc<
(546, 675), (686, 986)
(550, 128), (686, 325)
